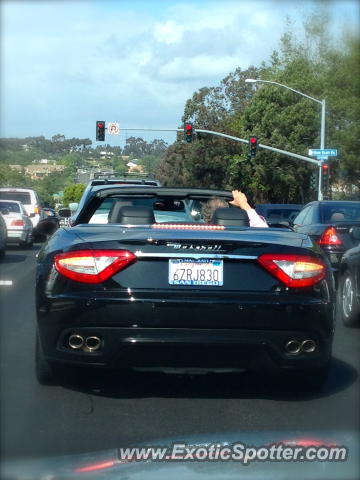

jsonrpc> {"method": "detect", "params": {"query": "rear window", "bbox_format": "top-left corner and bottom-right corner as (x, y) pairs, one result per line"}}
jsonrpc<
(321, 203), (360, 223)
(266, 209), (301, 222)
(0, 201), (21, 213)
(0, 191), (31, 204)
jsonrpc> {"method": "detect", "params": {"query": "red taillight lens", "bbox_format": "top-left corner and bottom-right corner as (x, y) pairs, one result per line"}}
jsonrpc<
(317, 227), (342, 246)
(54, 250), (137, 283)
(257, 254), (326, 288)
(10, 219), (25, 227)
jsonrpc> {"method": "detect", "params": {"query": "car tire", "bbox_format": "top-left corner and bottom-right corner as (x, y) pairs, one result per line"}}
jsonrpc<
(339, 271), (359, 327)
(35, 332), (57, 385)
(0, 237), (6, 258)
(19, 233), (33, 249)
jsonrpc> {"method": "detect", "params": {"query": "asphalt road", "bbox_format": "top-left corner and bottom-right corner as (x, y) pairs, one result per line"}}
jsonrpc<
(0, 244), (359, 460)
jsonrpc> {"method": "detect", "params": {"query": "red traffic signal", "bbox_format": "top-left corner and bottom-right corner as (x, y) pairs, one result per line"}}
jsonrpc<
(96, 121), (105, 141)
(184, 123), (194, 143)
(248, 136), (258, 157)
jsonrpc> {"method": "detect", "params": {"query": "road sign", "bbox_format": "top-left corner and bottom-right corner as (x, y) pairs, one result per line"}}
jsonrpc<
(308, 148), (337, 157)
(316, 155), (329, 160)
(108, 122), (120, 135)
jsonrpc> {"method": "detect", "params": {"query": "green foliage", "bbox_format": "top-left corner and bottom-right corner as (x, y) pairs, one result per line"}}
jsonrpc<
(0, 165), (34, 188)
(63, 184), (85, 206)
(159, 6), (360, 202)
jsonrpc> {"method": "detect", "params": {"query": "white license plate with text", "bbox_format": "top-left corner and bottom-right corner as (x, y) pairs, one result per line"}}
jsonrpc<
(168, 259), (223, 286)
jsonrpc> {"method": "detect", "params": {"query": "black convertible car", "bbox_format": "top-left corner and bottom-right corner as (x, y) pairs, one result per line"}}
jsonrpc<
(35, 187), (336, 386)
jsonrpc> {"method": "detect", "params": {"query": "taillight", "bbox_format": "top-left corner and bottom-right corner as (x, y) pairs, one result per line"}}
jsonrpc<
(54, 250), (137, 283)
(317, 227), (342, 246)
(257, 254), (326, 288)
(34, 206), (40, 215)
(10, 219), (25, 227)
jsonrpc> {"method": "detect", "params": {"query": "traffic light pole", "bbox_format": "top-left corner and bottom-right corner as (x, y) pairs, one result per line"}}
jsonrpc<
(317, 99), (326, 201)
(118, 128), (320, 166)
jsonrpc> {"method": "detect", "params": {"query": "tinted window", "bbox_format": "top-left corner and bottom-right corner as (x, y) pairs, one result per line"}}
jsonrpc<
(0, 201), (21, 213)
(0, 192), (31, 204)
(321, 203), (360, 223)
(266, 208), (301, 222)
(306, 205), (319, 224)
(293, 207), (311, 225)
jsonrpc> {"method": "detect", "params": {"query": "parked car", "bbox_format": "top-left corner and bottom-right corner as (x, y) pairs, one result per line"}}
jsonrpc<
(338, 232), (360, 327)
(0, 212), (7, 258)
(0, 199), (34, 248)
(35, 186), (335, 387)
(255, 204), (303, 226)
(292, 201), (360, 276)
(0, 187), (42, 239)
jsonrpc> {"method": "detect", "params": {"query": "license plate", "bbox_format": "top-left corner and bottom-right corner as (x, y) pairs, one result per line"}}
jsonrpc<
(168, 258), (223, 286)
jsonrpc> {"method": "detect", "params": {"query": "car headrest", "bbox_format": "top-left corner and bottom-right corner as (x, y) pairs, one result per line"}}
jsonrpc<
(113, 206), (155, 225)
(108, 201), (133, 223)
(330, 212), (345, 222)
(211, 207), (250, 226)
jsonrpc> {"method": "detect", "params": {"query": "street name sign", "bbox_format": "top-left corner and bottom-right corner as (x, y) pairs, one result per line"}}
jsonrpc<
(308, 148), (337, 157)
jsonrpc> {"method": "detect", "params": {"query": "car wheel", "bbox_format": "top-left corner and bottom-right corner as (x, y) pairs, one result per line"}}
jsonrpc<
(340, 271), (359, 327)
(0, 237), (6, 257)
(19, 233), (33, 249)
(35, 332), (57, 385)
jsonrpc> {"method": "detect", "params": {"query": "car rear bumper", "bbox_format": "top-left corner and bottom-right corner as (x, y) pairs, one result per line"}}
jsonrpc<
(6, 229), (28, 242)
(37, 295), (334, 372)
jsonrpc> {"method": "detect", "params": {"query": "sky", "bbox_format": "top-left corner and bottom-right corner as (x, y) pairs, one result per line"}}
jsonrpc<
(1, 0), (359, 148)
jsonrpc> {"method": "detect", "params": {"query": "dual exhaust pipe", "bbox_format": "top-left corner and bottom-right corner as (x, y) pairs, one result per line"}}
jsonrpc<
(68, 334), (102, 352)
(285, 339), (317, 355)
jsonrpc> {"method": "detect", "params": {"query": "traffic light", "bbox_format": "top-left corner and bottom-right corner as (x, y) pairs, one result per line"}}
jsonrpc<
(322, 163), (330, 199)
(248, 136), (258, 157)
(310, 170), (318, 191)
(184, 123), (193, 143)
(96, 121), (105, 141)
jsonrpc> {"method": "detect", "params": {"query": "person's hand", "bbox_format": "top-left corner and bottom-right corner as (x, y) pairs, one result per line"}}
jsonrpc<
(229, 190), (251, 210)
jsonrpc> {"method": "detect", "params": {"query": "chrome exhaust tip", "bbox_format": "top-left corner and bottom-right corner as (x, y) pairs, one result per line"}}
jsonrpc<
(301, 339), (317, 353)
(68, 334), (84, 350)
(84, 336), (102, 352)
(285, 339), (301, 355)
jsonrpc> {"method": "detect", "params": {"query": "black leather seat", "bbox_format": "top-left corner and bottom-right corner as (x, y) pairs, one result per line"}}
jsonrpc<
(108, 201), (133, 223)
(211, 207), (250, 226)
(110, 205), (155, 225)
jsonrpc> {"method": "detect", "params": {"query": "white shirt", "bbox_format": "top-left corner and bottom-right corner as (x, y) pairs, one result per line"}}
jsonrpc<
(246, 209), (269, 228)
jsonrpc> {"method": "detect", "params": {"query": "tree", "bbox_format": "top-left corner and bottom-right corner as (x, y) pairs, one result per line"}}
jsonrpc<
(159, 5), (360, 202)
(63, 184), (85, 206)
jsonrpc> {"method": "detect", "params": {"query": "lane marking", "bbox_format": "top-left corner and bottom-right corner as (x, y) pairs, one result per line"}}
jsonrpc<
(0, 280), (13, 286)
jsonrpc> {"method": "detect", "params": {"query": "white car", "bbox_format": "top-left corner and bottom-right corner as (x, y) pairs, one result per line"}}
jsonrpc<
(0, 187), (41, 235)
(0, 200), (34, 248)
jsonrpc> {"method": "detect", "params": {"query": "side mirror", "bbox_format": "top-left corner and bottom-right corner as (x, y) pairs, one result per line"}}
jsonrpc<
(58, 208), (71, 218)
(35, 216), (59, 236)
(1, 208), (10, 216)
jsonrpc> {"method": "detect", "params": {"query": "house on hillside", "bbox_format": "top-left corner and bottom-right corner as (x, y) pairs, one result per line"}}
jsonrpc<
(25, 164), (66, 180)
